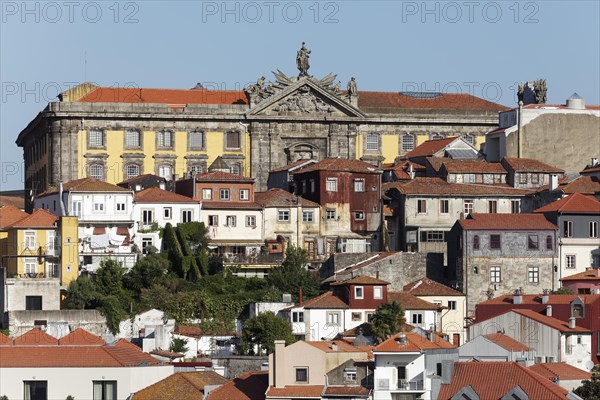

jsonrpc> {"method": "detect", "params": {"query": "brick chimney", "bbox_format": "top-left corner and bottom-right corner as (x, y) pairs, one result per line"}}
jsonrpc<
(274, 340), (286, 388)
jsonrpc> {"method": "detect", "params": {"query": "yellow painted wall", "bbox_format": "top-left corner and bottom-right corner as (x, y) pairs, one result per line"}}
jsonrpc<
(381, 134), (398, 163)
(7, 228), (48, 276)
(60, 216), (79, 286)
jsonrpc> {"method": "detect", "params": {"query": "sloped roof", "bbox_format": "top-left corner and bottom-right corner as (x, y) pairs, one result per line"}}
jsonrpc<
(478, 293), (600, 306)
(135, 187), (197, 203)
(118, 173), (165, 185)
(134, 371), (229, 400)
(483, 333), (529, 351)
(305, 340), (369, 353)
(441, 160), (507, 174)
(404, 137), (458, 158)
(175, 324), (237, 338)
(0, 204), (29, 229)
(201, 201), (263, 210)
(270, 159), (317, 173)
(374, 332), (455, 352)
(358, 91), (508, 111)
(254, 189), (319, 208)
(0, 192), (25, 209)
(8, 208), (59, 228)
(512, 309), (590, 333)
(291, 158), (381, 174)
(383, 160), (426, 180)
(77, 86), (247, 105)
(37, 177), (130, 198)
(560, 269), (600, 281)
(207, 370), (268, 400)
(384, 178), (533, 196)
(535, 193), (600, 214)
(387, 292), (442, 310)
(438, 362), (570, 400)
(529, 362), (591, 381)
(503, 157), (564, 173)
(58, 328), (106, 346)
(403, 278), (463, 296)
(332, 276), (390, 286)
(458, 213), (557, 230)
(322, 385), (371, 397)
(194, 171), (254, 183)
(266, 385), (324, 399)
(13, 327), (58, 345)
(0, 333), (13, 346)
(560, 176), (600, 195)
(150, 349), (184, 359)
(291, 291), (349, 310)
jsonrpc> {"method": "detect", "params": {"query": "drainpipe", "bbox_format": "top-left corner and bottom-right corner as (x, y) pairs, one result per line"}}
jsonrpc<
(59, 181), (66, 216)
(517, 102), (523, 158)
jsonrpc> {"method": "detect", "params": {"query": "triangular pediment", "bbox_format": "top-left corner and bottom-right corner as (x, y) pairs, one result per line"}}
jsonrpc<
(247, 77), (365, 118)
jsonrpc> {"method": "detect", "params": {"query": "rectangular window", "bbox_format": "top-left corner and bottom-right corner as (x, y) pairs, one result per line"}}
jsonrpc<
(245, 215), (256, 227)
(220, 189), (230, 201)
(158, 130), (173, 148)
(463, 199), (473, 216)
(94, 202), (104, 212)
(208, 215), (218, 226)
(310, 179), (315, 193)
(417, 199), (427, 214)
(142, 210), (153, 226)
(490, 266), (501, 283)
(25, 296), (42, 310)
(326, 209), (336, 220)
(295, 368), (308, 383)
(528, 267), (539, 283)
(473, 235), (480, 250)
(566, 255), (576, 269)
(412, 313), (423, 324)
(352, 312), (362, 322)
(292, 311), (304, 323)
(421, 231), (445, 243)
(366, 134), (379, 151)
(226, 216), (236, 227)
(93, 381), (117, 400)
(439, 199), (449, 214)
(488, 200), (498, 213)
(519, 174), (527, 184)
(89, 129), (104, 147)
(354, 286), (364, 299)
(225, 131), (240, 149)
(327, 312), (340, 326)
(490, 234), (501, 249)
(24, 381), (48, 400)
(116, 202), (126, 212)
(448, 300), (457, 310)
(531, 173), (539, 184)
(163, 207), (172, 219)
(326, 177), (338, 192)
(373, 286), (383, 299)
(546, 235), (553, 250)
(141, 237), (153, 254)
(302, 210), (314, 222)
(182, 210), (192, 223)
(528, 234), (539, 250)
(511, 200), (521, 214)
(188, 131), (205, 150)
(354, 211), (365, 220)
(354, 179), (365, 192)
(344, 369), (357, 382)
(402, 134), (415, 152)
(239, 189), (249, 201)
(302, 180), (307, 194)
(202, 188), (212, 200)
(24, 258), (37, 275)
(590, 221), (599, 238)
(125, 129), (140, 148)
(24, 231), (36, 249)
(564, 220), (573, 237)
(278, 210), (290, 222)
(72, 201), (82, 217)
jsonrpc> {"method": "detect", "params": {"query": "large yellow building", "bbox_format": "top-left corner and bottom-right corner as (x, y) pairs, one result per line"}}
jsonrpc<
(16, 57), (507, 208)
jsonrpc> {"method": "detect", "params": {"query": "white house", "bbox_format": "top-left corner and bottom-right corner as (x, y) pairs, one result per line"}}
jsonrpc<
(171, 324), (238, 358)
(117, 308), (176, 353)
(458, 332), (535, 364)
(132, 187), (202, 253)
(34, 177), (137, 271)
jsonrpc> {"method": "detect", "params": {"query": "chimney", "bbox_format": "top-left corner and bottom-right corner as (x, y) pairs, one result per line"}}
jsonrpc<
(408, 164), (415, 179)
(298, 287), (303, 306)
(546, 305), (552, 317)
(569, 317), (576, 329)
(441, 360), (454, 385)
(566, 93), (585, 110)
(592, 158), (599, 167)
(331, 342), (338, 352)
(549, 174), (559, 191)
(542, 292), (549, 304)
(514, 288), (523, 304)
(376, 270), (380, 280)
(274, 340), (286, 388)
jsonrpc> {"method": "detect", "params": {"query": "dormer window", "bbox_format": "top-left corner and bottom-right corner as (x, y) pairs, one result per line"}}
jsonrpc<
(354, 286), (364, 299)
(573, 303), (584, 318)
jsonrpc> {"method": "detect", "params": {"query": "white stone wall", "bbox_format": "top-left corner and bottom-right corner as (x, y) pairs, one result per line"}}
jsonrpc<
(373, 353), (428, 400)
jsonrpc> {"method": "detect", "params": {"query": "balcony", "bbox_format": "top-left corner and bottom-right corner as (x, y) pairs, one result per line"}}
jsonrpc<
(395, 379), (424, 391)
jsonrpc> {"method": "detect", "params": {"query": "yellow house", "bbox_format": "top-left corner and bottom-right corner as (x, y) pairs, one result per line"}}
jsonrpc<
(1, 208), (78, 286)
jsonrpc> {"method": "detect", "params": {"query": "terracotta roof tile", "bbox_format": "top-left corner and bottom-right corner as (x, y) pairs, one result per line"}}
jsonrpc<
(403, 137), (459, 158)
(441, 160), (507, 174)
(503, 157), (564, 173)
(8, 208), (59, 228)
(512, 309), (590, 333)
(13, 327), (59, 346)
(254, 189), (319, 208)
(135, 187), (197, 203)
(207, 370), (268, 400)
(403, 278), (464, 296)
(305, 340), (370, 354)
(322, 385), (371, 397)
(384, 178), (533, 196)
(560, 268), (600, 281)
(0, 204), (29, 229)
(478, 293), (600, 306)
(438, 362), (569, 400)
(292, 158), (382, 174)
(535, 193), (600, 214)
(358, 91), (508, 111)
(387, 292), (443, 310)
(374, 332), (455, 352)
(201, 201), (263, 210)
(78, 87), (247, 105)
(581, 165), (600, 174)
(290, 291), (349, 310)
(118, 173), (165, 185)
(266, 385), (324, 398)
(529, 362), (591, 381)
(458, 213), (557, 230)
(150, 349), (184, 358)
(521, 103), (600, 110)
(559, 176), (600, 194)
(332, 276), (390, 286)
(134, 371), (229, 400)
(58, 328), (106, 346)
(175, 324), (237, 337)
(0, 333), (13, 346)
(37, 177), (130, 198)
(0, 193), (25, 209)
(194, 171), (254, 182)
(384, 161), (426, 180)
(270, 159), (316, 173)
(483, 333), (529, 351)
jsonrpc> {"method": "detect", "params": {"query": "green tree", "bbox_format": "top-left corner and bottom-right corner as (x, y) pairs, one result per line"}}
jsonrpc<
(266, 246), (320, 301)
(240, 312), (295, 355)
(371, 301), (406, 343)
(66, 276), (98, 309)
(169, 337), (189, 354)
(574, 364), (600, 400)
(551, 287), (574, 295)
(124, 253), (170, 294)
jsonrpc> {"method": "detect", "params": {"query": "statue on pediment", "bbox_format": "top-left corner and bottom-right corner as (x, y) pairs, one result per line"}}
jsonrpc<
(296, 42), (311, 77)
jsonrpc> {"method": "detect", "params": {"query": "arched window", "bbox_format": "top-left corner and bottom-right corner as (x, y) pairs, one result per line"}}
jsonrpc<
(158, 164), (173, 180)
(88, 164), (104, 180)
(125, 164), (140, 180)
(189, 164), (204, 175)
(157, 130), (173, 148)
(401, 134), (415, 152)
(230, 163), (241, 175)
(431, 133), (445, 141)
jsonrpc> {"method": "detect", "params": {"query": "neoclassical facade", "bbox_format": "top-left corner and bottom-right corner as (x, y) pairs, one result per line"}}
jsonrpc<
(16, 49), (507, 208)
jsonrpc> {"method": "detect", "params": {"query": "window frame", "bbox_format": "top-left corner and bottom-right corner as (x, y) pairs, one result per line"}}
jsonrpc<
(463, 199), (474, 216)
(448, 300), (457, 310)
(365, 133), (380, 152)
(354, 210), (365, 220)
(488, 200), (498, 213)
(528, 267), (540, 284)
(295, 367), (308, 383)
(326, 177), (338, 192)
(125, 163), (140, 180)
(278, 209), (290, 222)
(590, 221), (599, 238)
(188, 130), (205, 150)
(326, 311), (341, 326)
(354, 286), (364, 299)
(141, 209), (154, 226)
(401, 133), (415, 152)
(202, 188), (213, 200)
(373, 286), (383, 299)
(546, 235), (553, 250)
(412, 313), (424, 324)
(439, 199), (449, 214)
(490, 234), (501, 249)
(93, 380), (117, 400)
(325, 209), (337, 220)
(354, 178), (365, 192)
(490, 266), (501, 283)
(157, 129), (174, 149)
(473, 235), (480, 250)
(163, 207), (172, 220)
(225, 130), (241, 150)
(208, 215), (219, 227)
(564, 220), (574, 238)
(88, 129), (105, 148)
(566, 254), (576, 269)
(88, 163), (104, 181)
(181, 209), (193, 223)
(245, 215), (256, 227)
(225, 215), (237, 227)
(158, 164), (173, 180)
(124, 129), (141, 149)
(239, 189), (250, 201)
(302, 210), (314, 223)
(527, 234), (539, 250)
(219, 189), (231, 201)
(417, 199), (427, 214)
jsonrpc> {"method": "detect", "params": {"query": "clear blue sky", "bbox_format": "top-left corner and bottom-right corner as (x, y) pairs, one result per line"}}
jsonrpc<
(1, 1), (599, 190)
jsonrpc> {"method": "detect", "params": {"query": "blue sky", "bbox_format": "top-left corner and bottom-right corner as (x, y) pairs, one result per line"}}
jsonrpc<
(1, 1), (599, 190)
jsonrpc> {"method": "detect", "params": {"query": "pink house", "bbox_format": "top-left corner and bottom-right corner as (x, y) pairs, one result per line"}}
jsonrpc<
(560, 268), (600, 294)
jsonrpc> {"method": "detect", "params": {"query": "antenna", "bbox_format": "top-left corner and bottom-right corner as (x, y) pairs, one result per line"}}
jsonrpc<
(84, 50), (87, 82)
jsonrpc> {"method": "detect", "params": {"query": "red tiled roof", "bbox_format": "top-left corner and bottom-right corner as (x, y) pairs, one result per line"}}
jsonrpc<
(175, 324), (236, 338)
(0, 204), (29, 229)
(358, 91), (508, 111)
(118, 173), (165, 185)
(305, 340), (371, 354)
(292, 158), (381, 174)
(478, 293), (600, 306)
(266, 385), (324, 398)
(135, 187), (197, 203)
(37, 177), (130, 198)
(458, 213), (557, 230)
(322, 386), (371, 397)
(503, 157), (564, 173)
(58, 328), (106, 346)
(581, 165), (600, 174)
(483, 333), (529, 351)
(332, 276), (390, 286)
(534, 193), (600, 214)
(207, 370), (268, 400)
(0, 194), (25, 209)
(384, 178), (533, 196)
(0, 333), (13, 346)
(560, 269), (600, 281)
(374, 332), (455, 352)
(387, 292), (443, 310)
(560, 176), (600, 195)
(512, 309), (590, 333)
(13, 327), (58, 346)
(270, 159), (316, 173)
(329, 252), (401, 281)
(403, 137), (458, 158)
(403, 278), (463, 296)
(150, 349), (184, 358)
(255, 189), (319, 208)
(441, 160), (507, 174)
(290, 291), (349, 310)
(529, 363), (591, 381)
(8, 208), (59, 228)
(134, 371), (229, 400)
(201, 201), (263, 210)
(194, 171), (254, 182)
(438, 362), (569, 400)
(78, 87), (247, 105)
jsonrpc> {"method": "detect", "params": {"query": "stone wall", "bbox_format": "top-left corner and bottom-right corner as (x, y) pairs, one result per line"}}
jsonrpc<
(8, 309), (107, 337)
(211, 355), (268, 379)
